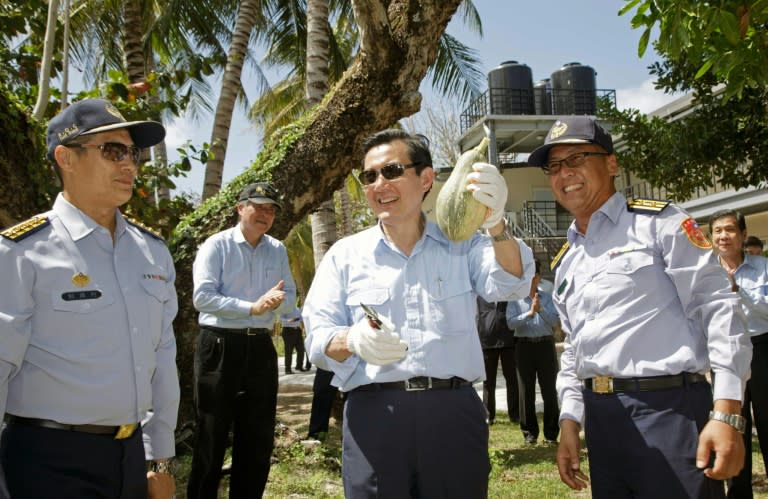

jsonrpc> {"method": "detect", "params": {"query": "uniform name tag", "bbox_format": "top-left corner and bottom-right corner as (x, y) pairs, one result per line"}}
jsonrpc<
(61, 290), (102, 301)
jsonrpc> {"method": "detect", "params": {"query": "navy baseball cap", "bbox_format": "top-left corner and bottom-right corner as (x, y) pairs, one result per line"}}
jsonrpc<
(527, 116), (613, 166)
(238, 182), (283, 210)
(46, 98), (165, 160)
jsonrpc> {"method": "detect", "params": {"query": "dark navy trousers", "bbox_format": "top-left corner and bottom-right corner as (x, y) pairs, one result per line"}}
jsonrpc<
(342, 385), (489, 499)
(584, 380), (725, 498)
(1, 423), (146, 499)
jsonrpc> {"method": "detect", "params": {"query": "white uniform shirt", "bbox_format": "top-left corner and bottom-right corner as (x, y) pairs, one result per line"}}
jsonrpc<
(554, 193), (751, 425)
(0, 194), (180, 459)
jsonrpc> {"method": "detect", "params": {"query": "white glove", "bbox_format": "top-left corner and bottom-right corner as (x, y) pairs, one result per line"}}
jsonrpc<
(467, 162), (508, 229)
(346, 316), (408, 366)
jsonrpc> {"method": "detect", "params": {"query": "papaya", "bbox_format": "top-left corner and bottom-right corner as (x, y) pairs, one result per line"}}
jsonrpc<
(435, 137), (490, 241)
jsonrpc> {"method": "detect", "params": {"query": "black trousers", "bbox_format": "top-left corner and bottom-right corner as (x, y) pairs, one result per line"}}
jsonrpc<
(1, 423), (146, 499)
(307, 368), (339, 438)
(343, 385), (489, 498)
(281, 326), (305, 370)
(482, 346), (519, 422)
(728, 333), (768, 499)
(188, 327), (278, 499)
(514, 336), (559, 441)
(584, 380), (723, 498)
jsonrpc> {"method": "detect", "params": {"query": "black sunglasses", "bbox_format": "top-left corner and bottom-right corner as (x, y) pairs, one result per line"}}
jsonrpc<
(67, 142), (142, 164)
(542, 151), (609, 176)
(358, 162), (421, 186)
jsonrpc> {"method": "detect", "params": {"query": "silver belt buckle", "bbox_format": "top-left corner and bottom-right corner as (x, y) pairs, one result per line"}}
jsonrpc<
(592, 376), (614, 394)
(404, 377), (432, 391)
(246, 328), (259, 336)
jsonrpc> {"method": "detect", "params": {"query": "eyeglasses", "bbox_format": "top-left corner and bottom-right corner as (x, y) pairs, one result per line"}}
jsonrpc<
(249, 204), (277, 215)
(542, 151), (610, 176)
(357, 163), (420, 186)
(67, 142), (142, 164)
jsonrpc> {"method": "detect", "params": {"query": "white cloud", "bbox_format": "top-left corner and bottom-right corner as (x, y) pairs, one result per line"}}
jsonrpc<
(616, 78), (681, 114)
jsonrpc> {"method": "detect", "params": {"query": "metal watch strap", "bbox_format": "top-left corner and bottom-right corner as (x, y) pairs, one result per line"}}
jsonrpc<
(489, 220), (513, 242)
(147, 459), (175, 476)
(709, 410), (746, 433)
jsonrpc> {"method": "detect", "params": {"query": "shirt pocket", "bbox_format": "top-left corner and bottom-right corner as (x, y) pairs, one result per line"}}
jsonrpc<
(428, 279), (473, 335)
(345, 288), (390, 325)
(140, 278), (170, 348)
(604, 250), (655, 276)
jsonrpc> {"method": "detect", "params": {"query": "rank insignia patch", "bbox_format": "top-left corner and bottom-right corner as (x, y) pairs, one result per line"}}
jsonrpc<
(681, 217), (712, 249)
(1, 216), (50, 242)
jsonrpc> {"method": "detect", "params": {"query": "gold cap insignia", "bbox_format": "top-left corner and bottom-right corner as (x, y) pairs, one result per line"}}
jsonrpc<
(549, 122), (568, 140)
(105, 102), (125, 120)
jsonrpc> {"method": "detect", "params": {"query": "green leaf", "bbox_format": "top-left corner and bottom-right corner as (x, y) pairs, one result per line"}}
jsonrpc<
(619, 0), (644, 17)
(694, 59), (714, 79)
(638, 28), (651, 57)
(718, 9), (741, 45)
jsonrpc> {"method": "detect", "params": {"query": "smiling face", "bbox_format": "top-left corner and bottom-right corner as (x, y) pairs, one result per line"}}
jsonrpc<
(546, 143), (618, 231)
(711, 215), (746, 260)
(237, 201), (277, 245)
(362, 139), (433, 229)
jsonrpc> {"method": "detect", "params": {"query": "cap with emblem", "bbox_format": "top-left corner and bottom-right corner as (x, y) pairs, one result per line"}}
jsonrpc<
(527, 116), (613, 166)
(46, 98), (166, 160)
(238, 182), (282, 210)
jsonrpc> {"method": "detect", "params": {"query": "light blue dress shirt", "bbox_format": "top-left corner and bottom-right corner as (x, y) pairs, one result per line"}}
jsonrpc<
(302, 218), (535, 392)
(506, 288), (559, 338)
(193, 225), (297, 328)
(0, 194), (180, 459)
(554, 192), (751, 425)
(281, 307), (303, 328)
(731, 253), (768, 336)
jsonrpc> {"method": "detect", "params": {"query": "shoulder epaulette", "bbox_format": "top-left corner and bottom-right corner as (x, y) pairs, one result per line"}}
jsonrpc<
(1, 215), (50, 242)
(627, 198), (671, 215)
(126, 218), (164, 241)
(550, 241), (570, 272)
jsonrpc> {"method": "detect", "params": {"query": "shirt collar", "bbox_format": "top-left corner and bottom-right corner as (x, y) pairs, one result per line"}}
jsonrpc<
(567, 191), (625, 244)
(53, 193), (123, 241)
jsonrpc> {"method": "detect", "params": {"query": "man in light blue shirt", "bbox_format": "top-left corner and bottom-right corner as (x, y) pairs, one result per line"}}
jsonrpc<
(506, 258), (560, 445)
(710, 209), (768, 499)
(303, 129), (534, 498)
(187, 182), (297, 499)
(0, 99), (178, 499)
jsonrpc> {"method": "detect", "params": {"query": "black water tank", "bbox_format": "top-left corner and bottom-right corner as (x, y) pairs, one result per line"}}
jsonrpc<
(551, 62), (597, 115)
(487, 61), (534, 115)
(534, 78), (552, 115)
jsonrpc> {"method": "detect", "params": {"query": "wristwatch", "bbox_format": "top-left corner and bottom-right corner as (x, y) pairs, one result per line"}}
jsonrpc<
(147, 458), (175, 476)
(709, 410), (746, 433)
(487, 219), (514, 242)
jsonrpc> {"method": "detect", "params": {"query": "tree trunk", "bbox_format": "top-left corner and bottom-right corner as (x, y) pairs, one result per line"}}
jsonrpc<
(171, 0), (463, 424)
(306, 0), (337, 268)
(32, 0), (60, 120)
(202, 0), (260, 200)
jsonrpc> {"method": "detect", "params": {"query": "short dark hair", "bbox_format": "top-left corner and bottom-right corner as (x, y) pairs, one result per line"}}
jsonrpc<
(709, 209), (746, 232)
(361, 129), (432, 173)
(361, 129), (433, 199)
(746, 235), (764, 249)
(534, 257), (541, 276)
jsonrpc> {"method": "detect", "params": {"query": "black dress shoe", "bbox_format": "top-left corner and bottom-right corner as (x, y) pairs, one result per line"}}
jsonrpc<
(285, 369), (294, 375)
(297, 366), (309, 372)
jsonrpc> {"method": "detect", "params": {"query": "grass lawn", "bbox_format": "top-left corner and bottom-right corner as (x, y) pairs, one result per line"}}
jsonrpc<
(172, 382), (768, 498)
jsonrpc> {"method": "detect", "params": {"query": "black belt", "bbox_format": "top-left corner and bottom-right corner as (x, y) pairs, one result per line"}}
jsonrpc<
(516, 336), (553, 344)
(6, 416), (139, 440)
(583, 372), (707, 394)
(203, 325), (270, 336)
(353, 376), (472, 392)
(752, 332), (768, 345)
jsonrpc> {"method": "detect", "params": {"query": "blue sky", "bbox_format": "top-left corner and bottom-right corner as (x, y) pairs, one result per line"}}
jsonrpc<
(166, 0), (678, 195)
